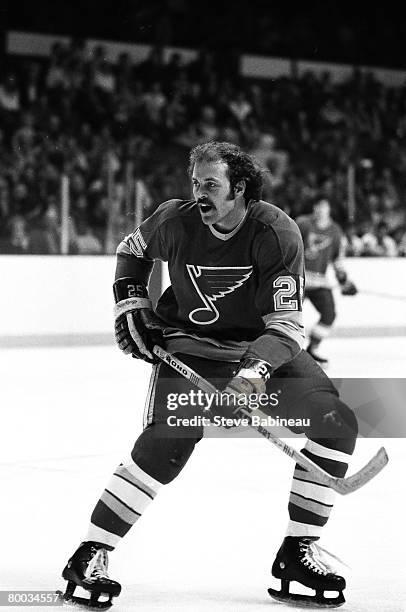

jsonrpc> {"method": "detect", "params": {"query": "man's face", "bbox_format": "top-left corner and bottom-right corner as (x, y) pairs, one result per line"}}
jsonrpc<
(313, 200), (331, 223)
(192, 159), (244, 229)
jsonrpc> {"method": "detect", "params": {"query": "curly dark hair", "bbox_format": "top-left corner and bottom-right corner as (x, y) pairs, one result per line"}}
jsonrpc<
(188, 141), (264, 201)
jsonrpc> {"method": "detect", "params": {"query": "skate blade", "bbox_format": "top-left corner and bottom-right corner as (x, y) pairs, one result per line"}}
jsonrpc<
(56, 588), (113, 610)
(268, 587), (345, 608)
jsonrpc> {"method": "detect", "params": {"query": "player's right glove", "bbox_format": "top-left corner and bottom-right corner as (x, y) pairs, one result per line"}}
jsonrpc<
(113, 277), (164, 363)
(335, 269), (358, 296)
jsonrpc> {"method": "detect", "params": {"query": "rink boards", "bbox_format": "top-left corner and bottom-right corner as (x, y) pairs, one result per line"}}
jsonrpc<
(0, 256), (405, 344)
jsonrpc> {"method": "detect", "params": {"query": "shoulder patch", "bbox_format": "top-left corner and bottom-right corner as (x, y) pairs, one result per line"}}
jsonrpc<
(127, 228), (147, 257)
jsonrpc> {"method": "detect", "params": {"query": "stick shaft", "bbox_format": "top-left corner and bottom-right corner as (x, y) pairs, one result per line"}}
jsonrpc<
(153, 346), (387, 494)
(359, 289), (406, 302)
(332, 284), (406, 302)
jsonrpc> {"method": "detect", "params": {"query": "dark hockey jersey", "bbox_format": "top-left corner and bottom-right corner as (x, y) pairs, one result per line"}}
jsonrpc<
(296, 215), (343, 288)
(116, 199), (305, 369)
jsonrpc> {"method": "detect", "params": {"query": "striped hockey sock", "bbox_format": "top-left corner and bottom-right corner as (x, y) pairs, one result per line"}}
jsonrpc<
(85, 456), (163, 548)
(286, 439), (352, 538)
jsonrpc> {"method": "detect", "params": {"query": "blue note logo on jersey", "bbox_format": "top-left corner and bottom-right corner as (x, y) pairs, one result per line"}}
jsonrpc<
(186, 264), (253, 325)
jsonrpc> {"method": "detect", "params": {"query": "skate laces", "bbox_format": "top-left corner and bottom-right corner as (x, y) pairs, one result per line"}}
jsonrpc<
(300, 541), (348, 575)
(86, 548), (110, 581)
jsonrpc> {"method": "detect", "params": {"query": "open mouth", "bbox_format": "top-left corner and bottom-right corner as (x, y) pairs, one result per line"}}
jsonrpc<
(199, 202), (214, 214)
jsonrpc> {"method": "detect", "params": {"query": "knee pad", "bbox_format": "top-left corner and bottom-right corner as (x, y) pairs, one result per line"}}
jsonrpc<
(130, 425), (201, 485)
(309, 396), (358, 455)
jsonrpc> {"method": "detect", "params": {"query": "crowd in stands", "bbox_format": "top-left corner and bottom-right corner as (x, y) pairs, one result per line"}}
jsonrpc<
(1, 39), (406, 255)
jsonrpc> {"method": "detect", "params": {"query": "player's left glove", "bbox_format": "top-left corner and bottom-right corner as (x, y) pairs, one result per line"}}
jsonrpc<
(335, 269), (358, 296)
(212, 358), (273, 422)
(341, 280), (357, 296)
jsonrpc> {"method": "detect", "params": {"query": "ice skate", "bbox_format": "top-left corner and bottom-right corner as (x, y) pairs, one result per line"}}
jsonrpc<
(59, 541), (121, 609)
(268, 536), (345, 608)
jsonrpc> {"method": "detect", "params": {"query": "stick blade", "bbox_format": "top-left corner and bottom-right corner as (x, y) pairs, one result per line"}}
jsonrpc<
(333, 447), (389, 495)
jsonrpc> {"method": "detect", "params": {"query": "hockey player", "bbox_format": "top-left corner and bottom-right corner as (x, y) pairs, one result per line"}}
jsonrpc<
(296, 198), (357, 365)
(61, 142), (358, 608)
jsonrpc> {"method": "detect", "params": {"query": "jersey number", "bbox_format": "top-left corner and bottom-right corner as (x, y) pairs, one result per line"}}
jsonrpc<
(273, 276), (303, 311)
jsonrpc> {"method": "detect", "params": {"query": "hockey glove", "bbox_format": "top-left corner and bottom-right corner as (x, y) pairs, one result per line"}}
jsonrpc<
(340, 280), (358, 296)
(113, 277), (165, 364)
(335, 269), (358, 296)
(212, 358), (273, 422)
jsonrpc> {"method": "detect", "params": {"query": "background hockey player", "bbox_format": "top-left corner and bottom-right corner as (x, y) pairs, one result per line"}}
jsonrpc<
(61, 142), (358, 608)
(296, 198), (358, 365)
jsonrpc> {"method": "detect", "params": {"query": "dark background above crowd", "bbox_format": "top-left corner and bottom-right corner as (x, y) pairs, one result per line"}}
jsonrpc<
(4, 1), (406, 69)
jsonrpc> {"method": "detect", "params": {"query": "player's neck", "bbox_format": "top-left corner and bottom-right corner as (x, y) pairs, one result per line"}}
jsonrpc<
(213, 198), (247, 232)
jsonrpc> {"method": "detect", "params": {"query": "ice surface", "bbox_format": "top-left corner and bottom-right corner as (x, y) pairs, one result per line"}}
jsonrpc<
(1, 341), (405, 611)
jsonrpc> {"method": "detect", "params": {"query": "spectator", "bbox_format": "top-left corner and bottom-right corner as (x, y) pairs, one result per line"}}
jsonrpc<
(93, 60), (116, 96)
(380, 194), (406, 233)
(343, 224), (363, 256)
(227, 90), (253, 125)
(176, 105), (219, 147)
(319, 95), (347, 128)
(0, 74), (21, 136)
(165, 91), (188, 133)
(374, 222), (399, 256)
(20, 61), (43, 107)
(75, 220), (103, 254)
(0, 74), (21, 113)
(45, 51), (69, 92)
(29, 214), (59, 254)
(360, 221), (380, 256)
(142, 82), (167, 126)
(12, 112), (38, 159)
(0, 215), (30, 254)
(195, 105), (219, 141)
(361, 221), (398, 256)
(248, 132), (289, 189)
(11, 182), (42, 219)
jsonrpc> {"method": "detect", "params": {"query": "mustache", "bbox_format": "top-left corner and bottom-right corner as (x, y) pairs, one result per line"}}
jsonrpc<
(197, 197), (212, 205)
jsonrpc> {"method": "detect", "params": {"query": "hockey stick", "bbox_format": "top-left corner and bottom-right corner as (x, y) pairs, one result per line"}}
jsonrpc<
(358, 289), (406, 302)
(153, 345), (388, 495)
(331, 283), (406, 302)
